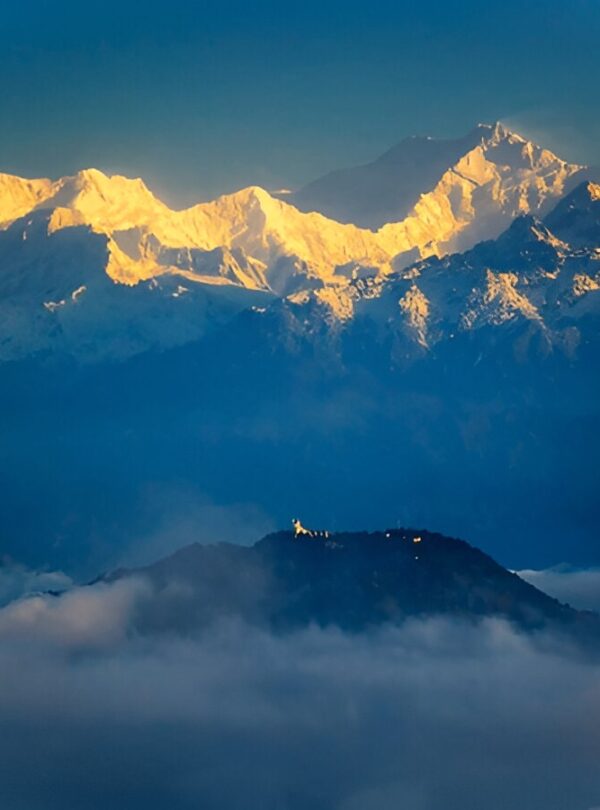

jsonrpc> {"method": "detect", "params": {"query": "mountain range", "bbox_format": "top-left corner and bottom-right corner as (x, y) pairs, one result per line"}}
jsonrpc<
(1, 123), (599, 573)
(1, 121), (598, 361)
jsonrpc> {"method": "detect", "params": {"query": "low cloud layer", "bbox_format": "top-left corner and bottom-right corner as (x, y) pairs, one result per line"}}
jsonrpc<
(0, 574), (599, 810)
(0, 559), (72, 607)
(518, 565), (600, 613)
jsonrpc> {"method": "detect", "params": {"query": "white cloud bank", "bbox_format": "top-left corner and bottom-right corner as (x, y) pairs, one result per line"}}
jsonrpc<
(0, 574), (599, 810)
(0, 559), (73, 607)
(518, 565), (600, 613)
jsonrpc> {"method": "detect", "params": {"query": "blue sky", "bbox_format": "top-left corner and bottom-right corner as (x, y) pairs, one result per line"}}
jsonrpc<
(2, 0), (600, 203)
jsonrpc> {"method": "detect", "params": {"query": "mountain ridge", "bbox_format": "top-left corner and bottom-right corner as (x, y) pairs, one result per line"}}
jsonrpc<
(1, 123), (593, 290)
(289, 122), (593, 240)
(0, 123), (598, 361)
(0, 182), (598, 362)
(288, 123), (504, 227)
(99, 526), (600, 640)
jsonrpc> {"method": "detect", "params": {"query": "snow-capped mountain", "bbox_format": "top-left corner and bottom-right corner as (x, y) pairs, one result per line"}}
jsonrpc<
(0, 208), (275, 361)
(289, 122), (594, 242)
(1, 163), (599, 571)
(346, 206), (600, 357)
(287, 125), (496, 228)
(0, 123), (596, 360)
(249, 178), (600, 365)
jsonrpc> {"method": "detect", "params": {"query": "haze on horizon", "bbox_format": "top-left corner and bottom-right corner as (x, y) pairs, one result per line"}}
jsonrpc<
(2, 0), (600, 205)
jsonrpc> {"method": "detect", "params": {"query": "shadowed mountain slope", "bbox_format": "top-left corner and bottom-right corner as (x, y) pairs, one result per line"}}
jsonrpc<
(103, 528), (600, 639)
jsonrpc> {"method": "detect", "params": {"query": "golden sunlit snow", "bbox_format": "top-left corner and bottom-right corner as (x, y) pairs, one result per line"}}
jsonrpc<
(0, 125), (584, 295)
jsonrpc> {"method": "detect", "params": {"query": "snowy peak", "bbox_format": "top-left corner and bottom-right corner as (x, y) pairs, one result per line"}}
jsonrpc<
(289, 122), (587, 240)
(0, 124), (591, 296)
(166, 185), (394, 288)
(474, 121), (525, 145)
(356, 194), (600, 356)
(460, 268), (542, 331)
(0, 167), (173, 239)
(0, 123), (599, 362)
(40, 168), (171, 234)
(0, 172), (54, 227)
(476, 120), (509, 138)
(382, 126), (586, 261)
(289, 125), (500, 228)
(2, 174), (397, 290)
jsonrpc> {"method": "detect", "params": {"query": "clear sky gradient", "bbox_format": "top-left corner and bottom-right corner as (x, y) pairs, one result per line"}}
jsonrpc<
(2, 0), (600, 204)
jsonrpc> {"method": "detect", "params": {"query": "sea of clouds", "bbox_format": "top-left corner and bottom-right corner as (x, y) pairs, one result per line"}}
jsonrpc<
(0, 562), (599, 810)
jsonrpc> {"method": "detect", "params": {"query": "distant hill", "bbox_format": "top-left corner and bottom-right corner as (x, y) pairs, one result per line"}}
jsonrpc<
(102, 528), (600, 639)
